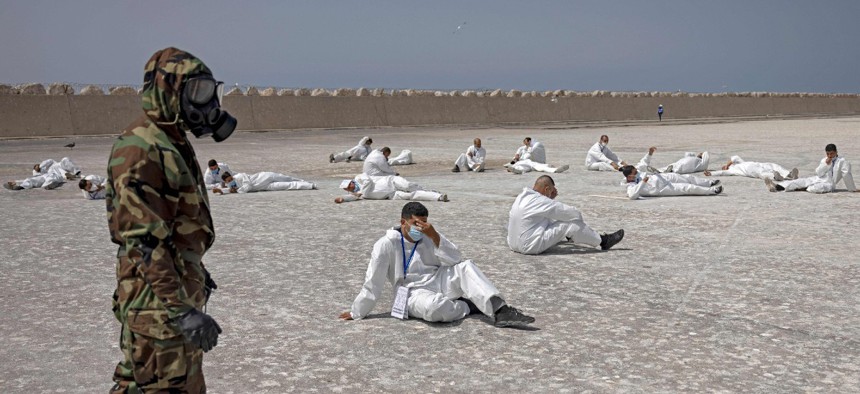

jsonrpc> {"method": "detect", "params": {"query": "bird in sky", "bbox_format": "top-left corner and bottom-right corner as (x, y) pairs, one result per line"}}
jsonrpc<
(453, 21), (467, 34)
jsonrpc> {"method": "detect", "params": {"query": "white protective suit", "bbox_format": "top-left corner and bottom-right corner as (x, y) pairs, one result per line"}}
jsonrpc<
(624, 152), (717, 199)
(708, 156), (791, 180)
(515, 141), (547, 164)
(388, 150), (414, 166)
(33, 157), (81, 177)
(585, 142), (623, 171)
(332, 136), (372, 162)
(507, 188), (601, 255)
(776, 156), (855, 193)
(349, 227), (502, 322)
(662, 152), (710, 174)
(203, 162), (232, 190)
(14, 158), (80, 189)
(363, 149), (398, 176)
(81, 175), (108, 200)
(454, 144), (486, 172)
(340, 174), (443, 202)
(226, 172), (315, 193)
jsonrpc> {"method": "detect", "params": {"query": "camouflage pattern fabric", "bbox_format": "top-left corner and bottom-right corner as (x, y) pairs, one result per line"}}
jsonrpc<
(106, 47), (216, 393)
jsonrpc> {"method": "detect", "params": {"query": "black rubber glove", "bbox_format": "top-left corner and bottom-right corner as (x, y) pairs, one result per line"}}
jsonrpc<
(176, 309), (222, 352)
(204, 269), (218, 303)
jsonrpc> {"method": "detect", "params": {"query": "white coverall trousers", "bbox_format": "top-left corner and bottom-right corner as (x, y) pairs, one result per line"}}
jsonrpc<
(588, 162), (618, 171)
(454, 154), (485, 172)
(510, 159), (566, 174)
(650, 173), (714, 196)
(388, 150), (413, 166)
(364, 176), (443, 201)
(252, 173), (315, 191)
(407, 260), (501, 322)
(333, 146), (367, 162)
(776, 176), (834, 194)
(518, 219), (602, 255)
(664, 152), (710, 174)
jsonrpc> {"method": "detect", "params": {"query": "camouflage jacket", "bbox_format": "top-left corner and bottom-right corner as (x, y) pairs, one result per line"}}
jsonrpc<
(106, 48), (215, 319)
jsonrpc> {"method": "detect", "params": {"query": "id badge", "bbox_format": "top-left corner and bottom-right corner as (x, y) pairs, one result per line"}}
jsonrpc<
(391, 285), (409, 320)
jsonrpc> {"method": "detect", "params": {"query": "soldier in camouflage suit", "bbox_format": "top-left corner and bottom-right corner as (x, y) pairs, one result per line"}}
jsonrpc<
(107, 47), (234, 393)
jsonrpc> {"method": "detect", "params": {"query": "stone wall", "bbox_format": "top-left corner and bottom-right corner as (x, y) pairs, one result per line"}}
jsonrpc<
(0, 84), (858, 138)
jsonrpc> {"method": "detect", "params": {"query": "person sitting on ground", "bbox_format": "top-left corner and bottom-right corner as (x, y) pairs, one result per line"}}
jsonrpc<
(452, 138), (486, 172)
(764, 143), (857, 193)
(339, 202), (535, 327)
(363, 147), (400, 176)
(335, 174), (448, 203)
(213, 171), (316, 194)
(507, 175), (624, 255)
(703, 155), (798, 180)
(505, 137), (569, 175)
(585, 134), (627, 171)
(329, 136), (372, 163)
(79, 175), (108, 200)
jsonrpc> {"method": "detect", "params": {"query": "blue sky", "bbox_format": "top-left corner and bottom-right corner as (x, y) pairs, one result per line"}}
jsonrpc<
(1, 0), (859, 92)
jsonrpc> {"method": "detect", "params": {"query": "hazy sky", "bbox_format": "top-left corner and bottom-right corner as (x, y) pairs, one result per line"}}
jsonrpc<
(2, 1), (859, 93)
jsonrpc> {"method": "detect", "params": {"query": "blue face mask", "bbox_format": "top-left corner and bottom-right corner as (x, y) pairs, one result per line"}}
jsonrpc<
(408, 225), (424, 241)
(229, 180), (238, 188)
(212, 168), (219, 174)
(629, 175), (641, 184)
(353, 183), (360, 193)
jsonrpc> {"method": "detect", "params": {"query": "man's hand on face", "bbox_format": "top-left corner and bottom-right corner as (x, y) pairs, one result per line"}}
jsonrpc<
(338, 311), (353, 320)
(826, 156), (833, 165)
(413, 218), (441, 246)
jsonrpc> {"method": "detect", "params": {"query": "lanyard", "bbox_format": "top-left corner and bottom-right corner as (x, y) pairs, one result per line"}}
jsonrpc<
(399, 230), (420, 274)
(830, 157), (838, 178)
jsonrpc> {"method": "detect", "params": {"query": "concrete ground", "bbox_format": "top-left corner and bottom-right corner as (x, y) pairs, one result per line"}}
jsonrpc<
(0, 116), (858, 393)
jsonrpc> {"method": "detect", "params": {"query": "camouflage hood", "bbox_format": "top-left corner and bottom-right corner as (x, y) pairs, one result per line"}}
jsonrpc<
(141, 47), (212, 135)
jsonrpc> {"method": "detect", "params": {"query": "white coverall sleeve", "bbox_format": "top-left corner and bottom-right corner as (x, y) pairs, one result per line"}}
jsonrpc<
(626, 182), (644, 200)
(236, 175), (253, 194)
(339, 193), (361, 203)
(433, 233), (463, 266)
(350, 238), (394, 319)
(707, 170), (732, 176)
(203, 171), (217, 189)
(633, 152), (653, 173)
(815, 159), (830, 178)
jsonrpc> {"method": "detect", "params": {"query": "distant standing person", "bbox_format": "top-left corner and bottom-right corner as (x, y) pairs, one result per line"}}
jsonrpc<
(657, 104), (664, 121)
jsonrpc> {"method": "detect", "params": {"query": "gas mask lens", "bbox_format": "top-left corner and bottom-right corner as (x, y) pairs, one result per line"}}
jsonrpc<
(185, 77), (223, 105)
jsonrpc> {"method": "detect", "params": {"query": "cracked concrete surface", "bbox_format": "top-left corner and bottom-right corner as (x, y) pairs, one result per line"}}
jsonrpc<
(0, 116), (858, 393)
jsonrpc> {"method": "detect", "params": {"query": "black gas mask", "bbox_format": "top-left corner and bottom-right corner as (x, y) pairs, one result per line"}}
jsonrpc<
(180, 76), (237, 142)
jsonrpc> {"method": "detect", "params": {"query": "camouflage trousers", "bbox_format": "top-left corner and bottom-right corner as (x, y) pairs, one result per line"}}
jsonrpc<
(110, 308), (206, 393)
(111, 255), (208, 393)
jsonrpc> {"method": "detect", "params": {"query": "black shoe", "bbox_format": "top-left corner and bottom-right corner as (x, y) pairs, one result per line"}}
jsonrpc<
(494, 305), (535, 328)
(713, 185), (723, 195)
(710, 179), (721, 187)
(600, 229), (624, 250)
(329, 153), (335, 163)
(452, 165), (460, 173)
